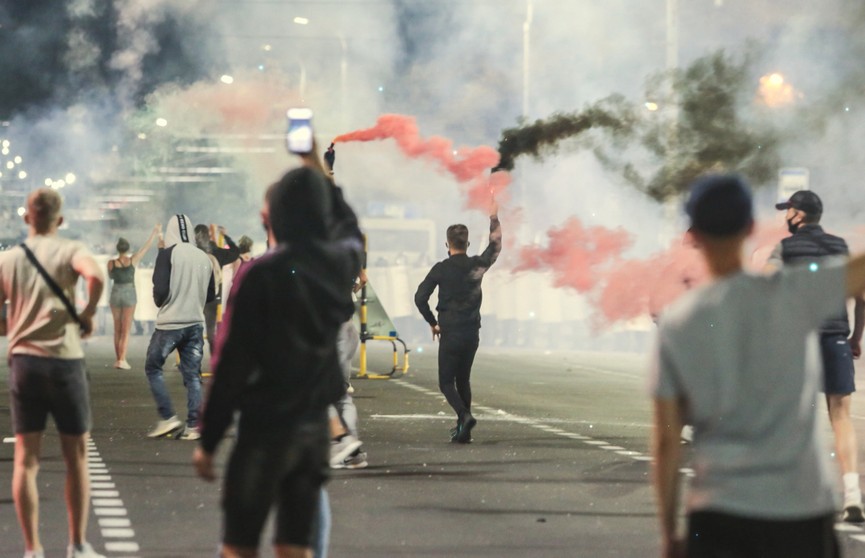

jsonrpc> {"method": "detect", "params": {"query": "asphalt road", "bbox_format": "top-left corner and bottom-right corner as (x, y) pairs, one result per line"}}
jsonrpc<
(1, 335), (865, 557)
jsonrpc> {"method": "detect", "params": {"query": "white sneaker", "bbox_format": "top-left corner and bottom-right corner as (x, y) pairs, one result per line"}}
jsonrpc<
(147, 416), (183, 438)
(333, 449), (368, 470)
(117, 360), (131, 370)
(330, 435), (362, 468)
(177, 426), (201, 441)
(67, 542), (105, 558)
(24, 550), (45, 558)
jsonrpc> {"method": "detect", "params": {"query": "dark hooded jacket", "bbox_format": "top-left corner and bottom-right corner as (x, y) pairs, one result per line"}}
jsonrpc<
(199, 167), (363, 453)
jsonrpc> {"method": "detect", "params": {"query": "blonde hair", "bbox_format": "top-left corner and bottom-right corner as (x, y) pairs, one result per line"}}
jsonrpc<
(27, 188), (63, 233)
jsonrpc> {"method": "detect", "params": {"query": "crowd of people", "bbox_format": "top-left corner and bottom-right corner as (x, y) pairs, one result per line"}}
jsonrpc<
(2, 138), (865, 558)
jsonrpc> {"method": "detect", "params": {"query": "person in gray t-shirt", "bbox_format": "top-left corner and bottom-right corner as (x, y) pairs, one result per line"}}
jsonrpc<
(650, 174), (865, 558)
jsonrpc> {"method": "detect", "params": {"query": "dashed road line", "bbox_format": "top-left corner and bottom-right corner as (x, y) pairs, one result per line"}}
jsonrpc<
(86, 438), (141, 556)
(390, 378), (865, 544)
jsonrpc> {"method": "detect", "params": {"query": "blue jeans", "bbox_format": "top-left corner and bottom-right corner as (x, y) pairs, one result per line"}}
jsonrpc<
(145, 324), (204, 427)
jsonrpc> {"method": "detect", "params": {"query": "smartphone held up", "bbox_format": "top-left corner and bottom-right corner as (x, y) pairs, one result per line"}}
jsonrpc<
(286, 108), (314, 154)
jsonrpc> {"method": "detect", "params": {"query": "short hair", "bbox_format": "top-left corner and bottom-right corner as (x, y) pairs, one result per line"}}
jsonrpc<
(27, 188), (63, 232)
(193, 224), (211, 250)
(116, 237), (130, 253)
(237, 235), (253, 254)
(446, 224), (469, 251)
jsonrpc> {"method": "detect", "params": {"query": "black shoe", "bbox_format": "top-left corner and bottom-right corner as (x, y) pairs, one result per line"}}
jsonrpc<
(455, 411), (476, 444)
(844, 504), (865, 523)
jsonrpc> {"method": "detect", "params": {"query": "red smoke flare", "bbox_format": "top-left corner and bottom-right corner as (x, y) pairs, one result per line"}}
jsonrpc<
(334, 114), (504, 212)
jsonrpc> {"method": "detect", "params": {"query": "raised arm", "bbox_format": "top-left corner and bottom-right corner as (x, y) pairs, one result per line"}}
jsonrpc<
(478, 203), (502, 268)
(131, 223), (161, 266)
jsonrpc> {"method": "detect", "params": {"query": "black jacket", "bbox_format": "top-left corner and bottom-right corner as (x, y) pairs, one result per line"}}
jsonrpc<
(415, 216), (502, 332)
(199, 168), (363, 453)
(781, 224), (850, 335)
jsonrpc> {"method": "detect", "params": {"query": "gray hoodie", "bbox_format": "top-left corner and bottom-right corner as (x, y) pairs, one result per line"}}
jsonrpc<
(152, 214), (215, 330)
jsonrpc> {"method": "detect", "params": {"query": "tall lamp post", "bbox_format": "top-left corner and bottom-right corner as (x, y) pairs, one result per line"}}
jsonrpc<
(522, 0), (534, 120)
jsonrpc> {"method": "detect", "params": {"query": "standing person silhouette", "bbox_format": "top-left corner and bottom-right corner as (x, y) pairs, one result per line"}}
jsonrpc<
(415, 202), (502, 443)
(0, 188), (106, 558)
(107, 224), (160, 370)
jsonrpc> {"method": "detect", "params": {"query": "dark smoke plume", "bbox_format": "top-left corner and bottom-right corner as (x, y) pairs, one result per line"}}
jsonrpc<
(0, 0), (220, 119)
(494, 95), (638, 172)
(495, 49), (783, 202)
(621, 49), (782, 201)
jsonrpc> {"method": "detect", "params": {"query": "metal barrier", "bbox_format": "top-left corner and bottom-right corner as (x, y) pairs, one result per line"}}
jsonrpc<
(355, 235), (410, 379)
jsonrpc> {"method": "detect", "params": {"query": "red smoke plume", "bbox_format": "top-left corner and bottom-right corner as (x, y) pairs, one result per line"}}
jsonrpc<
(514, 218), (632, 293)
(516, 219), (793, 327)
(334, 114), (505, 212)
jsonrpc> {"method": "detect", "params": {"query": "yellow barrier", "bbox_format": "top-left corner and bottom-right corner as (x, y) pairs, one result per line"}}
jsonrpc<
(355, 234), (410, 379)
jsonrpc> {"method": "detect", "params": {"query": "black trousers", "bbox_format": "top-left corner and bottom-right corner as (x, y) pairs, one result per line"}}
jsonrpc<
(687, 510), (839, 558)
(438, 330), (479, 418)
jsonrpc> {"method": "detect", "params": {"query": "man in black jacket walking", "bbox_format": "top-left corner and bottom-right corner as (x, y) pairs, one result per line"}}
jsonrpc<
(415, 204), (502, 443)
(767, 189), (865, 523)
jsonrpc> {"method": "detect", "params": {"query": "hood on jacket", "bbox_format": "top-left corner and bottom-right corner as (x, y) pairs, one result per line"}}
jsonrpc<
(164, 214), (193, 248)
(267, 167), (333, 245)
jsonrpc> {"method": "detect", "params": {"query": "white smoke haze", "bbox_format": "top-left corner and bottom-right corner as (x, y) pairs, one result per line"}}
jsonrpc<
(3, 0), (865, 348)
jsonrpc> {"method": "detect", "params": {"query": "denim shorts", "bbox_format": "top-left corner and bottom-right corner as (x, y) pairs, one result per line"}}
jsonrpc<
(821, 333), (856, 395)
(9, 354), (92, 435)
(109, 282), (137, 308)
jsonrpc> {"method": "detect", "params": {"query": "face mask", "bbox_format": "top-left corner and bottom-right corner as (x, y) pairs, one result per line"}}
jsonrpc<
(786, 217), (799, 234)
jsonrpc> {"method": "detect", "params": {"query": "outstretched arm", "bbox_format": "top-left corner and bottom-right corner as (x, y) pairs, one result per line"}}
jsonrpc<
(131, 223), (161, 266)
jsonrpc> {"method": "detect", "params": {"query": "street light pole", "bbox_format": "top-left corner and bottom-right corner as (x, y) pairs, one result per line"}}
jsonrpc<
(522, 0), (534, 119)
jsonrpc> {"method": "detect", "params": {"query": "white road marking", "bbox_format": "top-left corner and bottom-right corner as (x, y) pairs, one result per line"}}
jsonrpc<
(389, 380), (654, 466)
(87, 438), (142, 555)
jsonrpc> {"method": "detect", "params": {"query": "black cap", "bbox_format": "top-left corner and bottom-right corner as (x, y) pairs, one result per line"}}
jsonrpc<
(774, 190), (822, 218)
(685, 174), (754, 236)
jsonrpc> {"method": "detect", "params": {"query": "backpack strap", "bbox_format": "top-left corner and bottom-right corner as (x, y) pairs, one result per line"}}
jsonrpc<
(20, 243), (84, 328)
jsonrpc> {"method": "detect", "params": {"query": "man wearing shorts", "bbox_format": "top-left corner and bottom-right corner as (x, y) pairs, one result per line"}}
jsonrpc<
(0, 188), (106, 558)
(652, 175), (865, 557)
(193, 166), (362, 557)
(766, 190), (865, 522)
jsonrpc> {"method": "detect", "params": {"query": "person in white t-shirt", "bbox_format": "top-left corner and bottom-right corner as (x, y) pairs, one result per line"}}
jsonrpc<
(0, 188), (106, 558)
(650, 174), (865, 558)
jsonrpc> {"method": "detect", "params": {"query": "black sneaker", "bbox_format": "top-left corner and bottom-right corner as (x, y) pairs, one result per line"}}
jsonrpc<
(843, 504), (865, 523)
(449, 418), (460, 441)
(454, 411), (476, 444)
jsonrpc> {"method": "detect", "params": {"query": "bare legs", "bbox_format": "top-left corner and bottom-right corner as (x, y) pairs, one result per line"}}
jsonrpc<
(827, 394), (861, 503)
(110, 304), (136, 366)
(60, 433), (91, 546)
(13, 432), (92, 552)
(13, 432), (43, 553)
